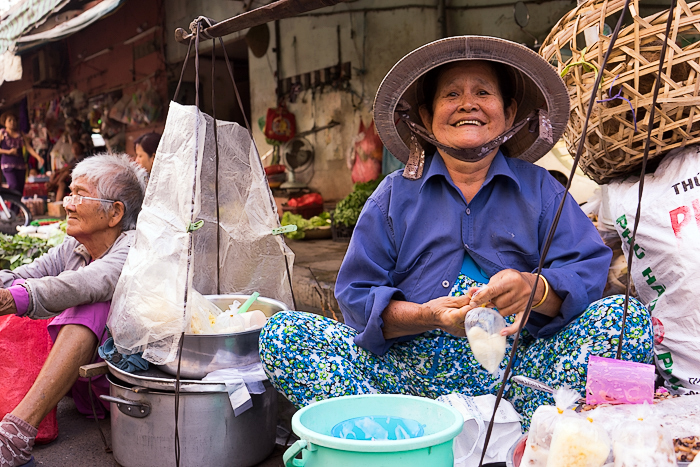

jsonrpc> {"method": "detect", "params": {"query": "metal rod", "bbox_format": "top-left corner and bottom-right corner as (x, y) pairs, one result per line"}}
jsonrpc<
(174, 0), (353, 43)
(437, 0), (447, 38)
(275, 19), (282, 100)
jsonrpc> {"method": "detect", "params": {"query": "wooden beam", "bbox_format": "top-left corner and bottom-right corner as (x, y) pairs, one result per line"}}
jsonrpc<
(174, 0), (353, 44)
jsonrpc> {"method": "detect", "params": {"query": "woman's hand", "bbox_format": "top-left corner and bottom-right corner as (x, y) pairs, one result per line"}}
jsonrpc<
(422, 294), (476, 337)
(468, 269), (558, 336)
(382, 295), (475, 339)
(0, 289), (17, 316)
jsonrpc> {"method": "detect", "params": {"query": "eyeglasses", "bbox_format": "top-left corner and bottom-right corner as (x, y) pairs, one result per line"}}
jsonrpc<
(63, 195), (116, 206)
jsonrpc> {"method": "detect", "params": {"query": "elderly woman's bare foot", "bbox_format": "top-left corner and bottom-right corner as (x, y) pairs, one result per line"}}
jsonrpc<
(0, 414), (36, 467)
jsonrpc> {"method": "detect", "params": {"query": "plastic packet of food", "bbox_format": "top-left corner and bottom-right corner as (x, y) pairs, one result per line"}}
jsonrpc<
(520, 387), (583, 466)
(547, 415), (611, 467)
(187, 290), (222, 334)
(464, 307), (506, 374)
(611, 404), (677, 467)
(212, 303), (267, 334)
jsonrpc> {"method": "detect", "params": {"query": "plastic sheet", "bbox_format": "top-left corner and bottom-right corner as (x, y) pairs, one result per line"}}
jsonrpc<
(330, 416), (424, 441)
(109, 102), (294, 364)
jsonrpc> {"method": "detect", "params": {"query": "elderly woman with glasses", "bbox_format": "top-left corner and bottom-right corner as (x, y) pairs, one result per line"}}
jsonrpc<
(0, 153), (146, 467)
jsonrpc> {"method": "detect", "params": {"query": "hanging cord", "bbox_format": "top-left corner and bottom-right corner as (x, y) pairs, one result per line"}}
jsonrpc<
(87, 326), (111, 453)
(173, 331), (185, 467)
(477, 2), (631, 465)
(173, 36), (194, 103)
(211, 37), (221, 295)
(617, 0), (677, 358)
(173, 19), (202, 467)
(216, 33), (298, 310)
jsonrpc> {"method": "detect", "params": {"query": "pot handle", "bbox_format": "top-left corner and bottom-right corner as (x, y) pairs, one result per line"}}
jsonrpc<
(100, 395), (151, 418)
(283, 440), (308, 467)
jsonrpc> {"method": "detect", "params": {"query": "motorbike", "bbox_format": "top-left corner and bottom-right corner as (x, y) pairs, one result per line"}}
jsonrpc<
(0, 187), (31, 235)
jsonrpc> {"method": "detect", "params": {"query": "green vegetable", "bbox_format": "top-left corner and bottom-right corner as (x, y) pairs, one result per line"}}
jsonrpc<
(0, 232), (65, 270)
(281, 211), (331, 240)
(333, 177), (385, 227)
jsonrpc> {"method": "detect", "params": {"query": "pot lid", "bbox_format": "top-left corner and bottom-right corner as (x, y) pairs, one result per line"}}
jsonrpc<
(106, 360), (228, 393)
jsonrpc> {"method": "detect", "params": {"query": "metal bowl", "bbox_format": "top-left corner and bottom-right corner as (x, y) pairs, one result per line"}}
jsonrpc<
(157, 294), (289, 379)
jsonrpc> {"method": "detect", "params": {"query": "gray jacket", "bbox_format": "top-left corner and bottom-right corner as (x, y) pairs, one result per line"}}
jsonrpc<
(0, 231), (134, 319)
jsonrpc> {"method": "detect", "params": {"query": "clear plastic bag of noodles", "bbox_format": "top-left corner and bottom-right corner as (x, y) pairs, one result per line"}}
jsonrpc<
(520, 387), (582, 466)
(108, 102), (294, 364)
(611, 404), (677, 467)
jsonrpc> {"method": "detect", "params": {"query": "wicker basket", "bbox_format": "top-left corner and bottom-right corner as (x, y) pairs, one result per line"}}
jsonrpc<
(540, 0), (700, 183)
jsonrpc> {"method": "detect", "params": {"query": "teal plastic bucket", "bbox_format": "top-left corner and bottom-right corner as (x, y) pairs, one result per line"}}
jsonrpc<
(284, 394), (464, 467)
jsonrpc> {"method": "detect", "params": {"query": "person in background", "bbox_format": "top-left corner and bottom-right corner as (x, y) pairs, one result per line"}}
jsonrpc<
(133, 132), (161, 175)
(47, 142), (86, 202)
(0, 113), (44, 195)
(0, 154), (147, 467)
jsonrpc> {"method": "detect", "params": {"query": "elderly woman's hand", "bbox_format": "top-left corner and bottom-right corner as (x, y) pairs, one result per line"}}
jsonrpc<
(423, 295), (476, 337)
(383, 295), (475, 339)
(0, 289), (17, 316)
(468, 269), (562, 336)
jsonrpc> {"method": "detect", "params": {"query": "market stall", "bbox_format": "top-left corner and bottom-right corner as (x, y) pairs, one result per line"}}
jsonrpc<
(75, 0), (700, 466)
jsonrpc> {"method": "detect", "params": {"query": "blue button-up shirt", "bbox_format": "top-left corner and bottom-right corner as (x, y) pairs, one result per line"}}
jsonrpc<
(335, 151), (611, 355)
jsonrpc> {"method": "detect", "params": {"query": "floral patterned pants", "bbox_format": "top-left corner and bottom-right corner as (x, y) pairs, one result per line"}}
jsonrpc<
(259, 278), (653, 428)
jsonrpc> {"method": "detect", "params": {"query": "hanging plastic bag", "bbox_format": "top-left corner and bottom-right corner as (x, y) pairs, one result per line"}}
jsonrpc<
(350, 119), (382, 183)
(263, 105), (296, 143)
(109, 102), (294, 364)
(464, 307), (506, 375)
(520, 387), (582, 466)
(0, 316), (58, 444)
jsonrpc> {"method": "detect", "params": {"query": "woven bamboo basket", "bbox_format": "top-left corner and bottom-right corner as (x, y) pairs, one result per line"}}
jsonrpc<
(540, 0), (700, 183)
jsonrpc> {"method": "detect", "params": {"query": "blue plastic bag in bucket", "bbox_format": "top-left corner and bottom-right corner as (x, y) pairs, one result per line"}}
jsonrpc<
(283, 394), (464, 466)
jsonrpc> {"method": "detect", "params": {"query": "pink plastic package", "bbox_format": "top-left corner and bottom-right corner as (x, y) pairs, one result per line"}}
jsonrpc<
(585, 355), (655, 405)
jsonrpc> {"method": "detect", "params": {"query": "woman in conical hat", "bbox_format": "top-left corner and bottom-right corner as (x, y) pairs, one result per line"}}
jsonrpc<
(260, 37), (653, 425)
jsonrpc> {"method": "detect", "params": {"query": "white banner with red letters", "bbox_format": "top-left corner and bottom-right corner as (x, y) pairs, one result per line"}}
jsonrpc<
(605, 146), (700, 395)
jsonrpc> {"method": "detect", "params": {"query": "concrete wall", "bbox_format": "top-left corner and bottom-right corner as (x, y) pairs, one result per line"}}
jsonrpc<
(248, 0), (577, 201)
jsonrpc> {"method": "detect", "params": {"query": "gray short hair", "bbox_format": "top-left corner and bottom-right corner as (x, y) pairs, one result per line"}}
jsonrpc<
(71, 153), (147, 230)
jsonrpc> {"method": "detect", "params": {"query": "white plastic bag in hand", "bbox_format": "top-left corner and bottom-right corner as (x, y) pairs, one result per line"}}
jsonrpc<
(465, 307), (506, 374)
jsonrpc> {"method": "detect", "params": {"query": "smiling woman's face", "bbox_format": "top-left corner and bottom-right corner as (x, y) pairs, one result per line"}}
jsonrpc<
(65, 177), (112, 239)
(419, 61), (516, 152)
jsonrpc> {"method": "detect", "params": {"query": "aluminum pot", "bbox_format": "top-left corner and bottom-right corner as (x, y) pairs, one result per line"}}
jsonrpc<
(103, 373), (277, 467)
(158, 294), (288, 379)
